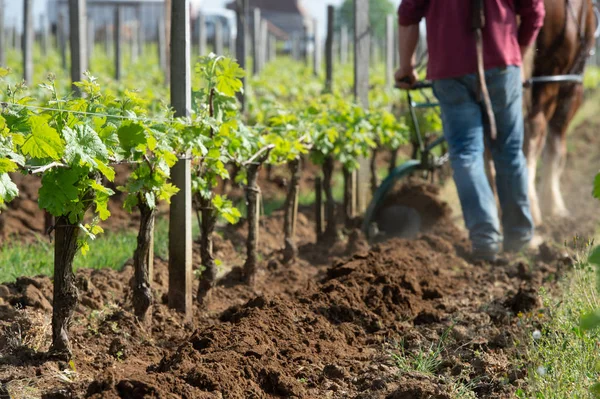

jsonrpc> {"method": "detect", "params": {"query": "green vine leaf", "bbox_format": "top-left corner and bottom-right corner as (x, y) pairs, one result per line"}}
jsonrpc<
(63, 125), (109, 167)
(117, 122), (146, 153)
(0, 173), (18, 205)
(22, 115), (64, 160)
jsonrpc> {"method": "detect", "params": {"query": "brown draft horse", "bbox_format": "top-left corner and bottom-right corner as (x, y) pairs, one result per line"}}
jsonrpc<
(524, 0), (596, 226)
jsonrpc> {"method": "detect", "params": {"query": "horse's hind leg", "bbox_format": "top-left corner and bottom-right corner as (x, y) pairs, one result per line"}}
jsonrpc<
(523, 110), (549, 226)
(541, 84), (584, 218)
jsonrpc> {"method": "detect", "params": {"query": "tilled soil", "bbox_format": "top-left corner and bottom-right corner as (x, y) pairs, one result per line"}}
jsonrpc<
(0, 179), (574, 399)
(0, 118), (599, 398)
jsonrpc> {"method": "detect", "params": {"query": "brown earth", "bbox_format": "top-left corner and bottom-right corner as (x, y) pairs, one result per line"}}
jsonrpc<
(0, 115), (599, 398)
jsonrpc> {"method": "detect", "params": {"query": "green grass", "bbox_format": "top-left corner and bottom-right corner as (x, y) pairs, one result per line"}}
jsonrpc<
(388, 325), (477, 399)
(518, 254), (600, 398)
(0, 216), (200, 283)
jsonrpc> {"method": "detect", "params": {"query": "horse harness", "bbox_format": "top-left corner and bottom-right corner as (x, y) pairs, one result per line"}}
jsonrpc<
(524, 0), (600, 87)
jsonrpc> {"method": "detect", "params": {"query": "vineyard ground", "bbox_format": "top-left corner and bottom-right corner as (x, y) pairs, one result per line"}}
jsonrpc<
(0, 92), (600, 397)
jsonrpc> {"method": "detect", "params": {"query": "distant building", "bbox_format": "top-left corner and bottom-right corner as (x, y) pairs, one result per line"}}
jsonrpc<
(225, 0), (311, 38)
(46, 0), (166, 39)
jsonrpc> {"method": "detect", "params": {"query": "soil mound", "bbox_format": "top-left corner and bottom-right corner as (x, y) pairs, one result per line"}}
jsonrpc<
(0, 179), (573, 399)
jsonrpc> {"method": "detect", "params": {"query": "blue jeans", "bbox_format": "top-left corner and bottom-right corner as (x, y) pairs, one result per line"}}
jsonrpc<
(432, 66), (534, 252)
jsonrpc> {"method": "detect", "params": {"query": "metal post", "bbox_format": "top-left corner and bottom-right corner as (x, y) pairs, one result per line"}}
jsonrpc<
(386, 15), (394, 88)
(23, 0), (33, 84)
(198, 11), (206, 56)
(325, 5), (334, 92)
(235, 0), (248, 111)
(354, 0), (370, 212)
(114, 6), (122, 80)
(214, 18), (223, 55)
(252, 7), (260, 75)
(168, 0), (193, 321)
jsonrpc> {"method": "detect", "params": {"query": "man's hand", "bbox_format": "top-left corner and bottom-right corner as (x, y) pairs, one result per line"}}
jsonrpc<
(395, 66), (419, 89)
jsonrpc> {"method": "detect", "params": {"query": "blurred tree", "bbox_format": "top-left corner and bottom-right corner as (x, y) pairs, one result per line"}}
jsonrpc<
(337, 0), (396, 41)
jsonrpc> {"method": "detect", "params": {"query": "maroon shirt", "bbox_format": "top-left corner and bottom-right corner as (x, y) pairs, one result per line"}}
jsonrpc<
(398, 0), (545, 80)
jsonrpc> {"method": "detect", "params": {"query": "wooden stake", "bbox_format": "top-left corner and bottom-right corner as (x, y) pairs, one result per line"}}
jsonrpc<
(214, 18), (224, 55)
(40, 14), (49, 57)
(312, 18), (320, 77)
(59, 12), (67, 71)
(252, 7), (260, 75)
(385, 15), (394, 88)
(340, 25), (348, 64)
(158, 18), (166, 74)
(69, 0), (87, 93)
(114, 6), (123, 80)
(198, 11), (206, 56)
(354, 0), (371, 213)
(87, 19), (95, 69)
(23, 0), (33, 85)
(235, 0), (248, 111)
(168, 0), (193, 320)
(315, 176), (324, 239)
(325, 6), (334, 92)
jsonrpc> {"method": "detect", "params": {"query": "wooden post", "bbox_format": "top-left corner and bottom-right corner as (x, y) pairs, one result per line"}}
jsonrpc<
(23, 0), (33, 85)
(325, 5), (334, 92)
(354, 0), (370, 213)
(315, 177), (324, 238)
(105, 23), (113, 57)
(312, 18), (320, 77)
(386, 15), (394, 88)
(291, 32), (299, 60)
(164, 0), (172, 84)
(229, 28), (236, 56)
(168, 0), (193, 320)
(114, 6), (122, 80)
(394, 24), (400, 70)
(269, 34), (276, 62)
(302, 24), (309, 66)
(58, 12), (67, 71)
(198, 11), (206, 56)
(158, 18), (166, 74)
(136, 5), (144, 56)
(340, 25), (349, 64)
(69, 0), (87, 93)
(13, 27), (19, 50)
(40, 14), (49, 57)
(87, 18), (95, 68)
(252, 7), (260, 75)
(214, 18), (224, 55)
(235, 0), (248, 111)
(131, 21), (139, 64)
(260, 19), (267, 69)
(0, 0), (5, 67)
